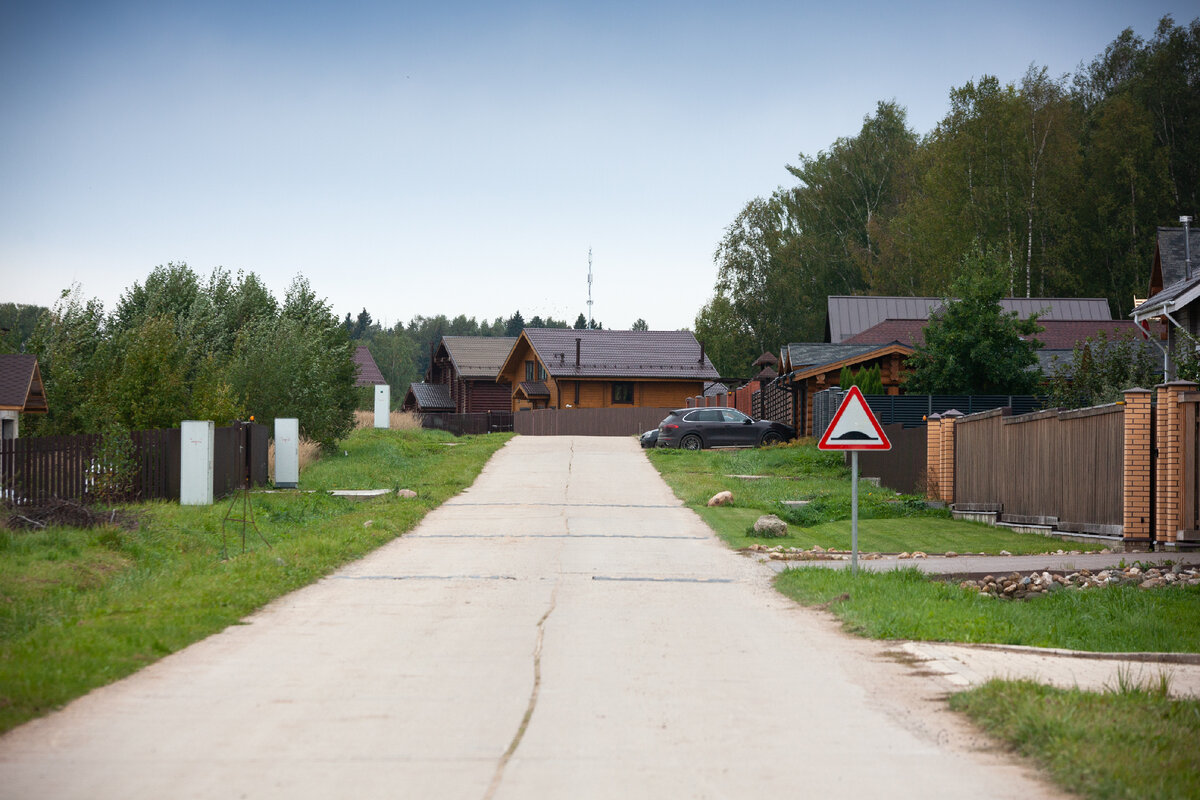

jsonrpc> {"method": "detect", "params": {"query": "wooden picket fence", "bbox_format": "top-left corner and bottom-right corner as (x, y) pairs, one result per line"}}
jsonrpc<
(0, 422), (267, 507)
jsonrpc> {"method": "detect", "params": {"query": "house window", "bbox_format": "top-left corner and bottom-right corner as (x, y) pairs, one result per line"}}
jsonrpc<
(612, 381), (634, 404)
(525, 360), (547, 382)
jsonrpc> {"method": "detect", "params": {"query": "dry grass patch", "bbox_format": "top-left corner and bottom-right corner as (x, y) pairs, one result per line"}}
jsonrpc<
(353, 409), (423, 430)
(267, 437), (323, 478)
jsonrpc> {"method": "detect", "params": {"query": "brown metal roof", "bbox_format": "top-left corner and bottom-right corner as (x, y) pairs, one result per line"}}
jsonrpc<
(440, 336), (517, 379)
(841, 319), (928, 347)
(825, 296), (1113, 343)
(513, 329), (719, 380)
(404, 382), (454, 411)
(517, 381), (550, 398)
(0, 354), (47, 413)
(844, 318), (1160, 350)
(353, 345), (386, 386)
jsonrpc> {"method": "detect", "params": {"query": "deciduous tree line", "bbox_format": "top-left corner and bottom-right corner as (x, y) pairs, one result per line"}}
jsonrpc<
(696, 17), (1199, 378)
(25, 264), (357, 449)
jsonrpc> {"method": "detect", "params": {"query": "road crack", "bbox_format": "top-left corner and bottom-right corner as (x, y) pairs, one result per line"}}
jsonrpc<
(483, 581), (560, 800)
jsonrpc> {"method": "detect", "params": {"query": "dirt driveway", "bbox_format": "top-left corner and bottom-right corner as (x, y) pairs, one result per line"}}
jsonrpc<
(0, 436), (1064, 799)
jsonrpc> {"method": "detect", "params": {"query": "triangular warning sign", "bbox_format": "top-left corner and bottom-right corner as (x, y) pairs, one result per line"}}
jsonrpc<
(817, 386), (891, 450)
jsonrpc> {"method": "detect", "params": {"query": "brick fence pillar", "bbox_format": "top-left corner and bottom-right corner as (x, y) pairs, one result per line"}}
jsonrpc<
(1122, 388), (1153, 544)
(926, 414), (942, 500)
(940, 409), (963, 505)
(1156, 381), (1199, 546)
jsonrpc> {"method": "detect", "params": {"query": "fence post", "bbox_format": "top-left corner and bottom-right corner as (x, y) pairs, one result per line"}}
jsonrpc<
(1122, 389), (1153, 545)
(940, 409), (962, 505)
(925, 414), (941, 500)
(1155, 381), (1199, 547)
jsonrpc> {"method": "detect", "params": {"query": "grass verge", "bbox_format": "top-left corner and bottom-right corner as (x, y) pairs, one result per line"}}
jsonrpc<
(949, 678), (1200, 800)
(648, 442), (1102, 554)
(774, 566), (1200, 653)
(0, 427), (512, 734)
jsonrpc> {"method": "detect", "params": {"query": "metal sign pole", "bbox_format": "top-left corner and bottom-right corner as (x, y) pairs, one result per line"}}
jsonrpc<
(851, 451), (859, 576)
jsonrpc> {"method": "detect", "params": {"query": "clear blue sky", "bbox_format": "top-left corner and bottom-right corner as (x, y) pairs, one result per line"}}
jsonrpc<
(1, 1), (1191, 331)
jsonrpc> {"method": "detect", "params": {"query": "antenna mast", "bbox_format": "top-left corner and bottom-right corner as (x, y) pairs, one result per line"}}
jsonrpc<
(587, 247), (594, 329)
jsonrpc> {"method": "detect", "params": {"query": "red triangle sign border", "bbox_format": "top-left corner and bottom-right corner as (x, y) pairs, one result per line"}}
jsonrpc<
(817, 385), (892, 451)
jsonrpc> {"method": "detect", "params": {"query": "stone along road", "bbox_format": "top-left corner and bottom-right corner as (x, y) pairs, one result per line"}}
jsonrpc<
(0, 436), (1065, 799)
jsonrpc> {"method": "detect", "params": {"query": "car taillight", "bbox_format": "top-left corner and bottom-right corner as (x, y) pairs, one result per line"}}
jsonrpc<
(662, 424), (679, 431)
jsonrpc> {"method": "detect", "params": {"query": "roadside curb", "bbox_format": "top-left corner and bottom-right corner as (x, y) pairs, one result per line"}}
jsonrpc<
(906, 640), (1200, 665)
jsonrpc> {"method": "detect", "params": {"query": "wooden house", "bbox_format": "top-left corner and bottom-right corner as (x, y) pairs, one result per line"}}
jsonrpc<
(496, 329), (719, 412)
(0, 354), (48, 439)
(403, 336), (515, 414)
(778, 342), (913, 436)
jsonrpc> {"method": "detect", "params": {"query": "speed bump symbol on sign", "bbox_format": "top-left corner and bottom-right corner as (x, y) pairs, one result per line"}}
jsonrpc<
(817, 386), (891, 451)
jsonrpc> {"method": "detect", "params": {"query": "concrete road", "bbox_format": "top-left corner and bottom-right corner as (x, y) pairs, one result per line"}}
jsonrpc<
(0, 436), (1063, 799)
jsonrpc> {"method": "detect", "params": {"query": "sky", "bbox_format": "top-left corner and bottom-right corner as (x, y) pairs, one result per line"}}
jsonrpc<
(1, 1), (1193, 332)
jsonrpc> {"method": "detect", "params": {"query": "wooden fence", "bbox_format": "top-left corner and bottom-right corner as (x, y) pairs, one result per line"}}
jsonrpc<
(1181, 393), (1200, 540)
(514, 407), (673, 436)
(1, 422), (267, 506)
(954, 404), (1124, 534)
(420, 411), (514, 436)
(850, 423), (927, 495)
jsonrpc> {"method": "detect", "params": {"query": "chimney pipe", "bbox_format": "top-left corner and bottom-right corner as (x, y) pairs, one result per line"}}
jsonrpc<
(699, 341), (705, 365)
(1183, 216), (1194, 281)
(575, 337), (581, 367)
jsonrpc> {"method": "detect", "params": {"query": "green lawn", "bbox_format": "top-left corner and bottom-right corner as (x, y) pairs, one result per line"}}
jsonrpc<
(648, 442), (1102, 555)
(0, 427), (512, 734)
(774, 566), (1200, 653)
(950, 679), (1200, 800)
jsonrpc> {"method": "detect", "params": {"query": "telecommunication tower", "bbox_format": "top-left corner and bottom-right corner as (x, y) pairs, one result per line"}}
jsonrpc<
(587, 247), (594, 328)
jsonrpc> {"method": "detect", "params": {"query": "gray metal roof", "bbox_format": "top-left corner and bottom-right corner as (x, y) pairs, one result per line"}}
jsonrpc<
(1132, 271), (1200, 318)
(441, 336), (517, 379)
(1156, 227), (1200, 288)
(784, 343), (883, 373)
(523, 329), (719, 380)
(825, 296), (1113, 343)
(405, 382), (454, 411)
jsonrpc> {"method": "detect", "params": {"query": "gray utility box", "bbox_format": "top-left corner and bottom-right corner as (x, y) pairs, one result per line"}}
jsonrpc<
(274, 417), (299, 488)
(374, 385), (390, 429)
(180, 420), (214, 506)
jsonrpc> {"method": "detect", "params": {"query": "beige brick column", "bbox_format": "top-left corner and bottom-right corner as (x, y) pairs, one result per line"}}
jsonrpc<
(1157, 382), (1199, 545)
(1122, 389), (1153, 543)
(940, 410), (963, 505)
(926, 414), (942, 500)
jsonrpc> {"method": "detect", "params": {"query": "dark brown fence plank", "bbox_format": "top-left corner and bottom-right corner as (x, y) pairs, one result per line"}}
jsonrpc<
(956, 404), (1124, 531)
(850, 423), (927, 495)
(513, 407), (674, 437)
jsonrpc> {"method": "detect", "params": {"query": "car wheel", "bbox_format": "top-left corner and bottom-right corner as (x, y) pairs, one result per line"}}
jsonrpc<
(680, 434), (703, 451)
(760, 431), (782, 446)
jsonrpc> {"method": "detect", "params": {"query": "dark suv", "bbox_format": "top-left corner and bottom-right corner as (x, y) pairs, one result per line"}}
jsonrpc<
(655, 407), (796, 450)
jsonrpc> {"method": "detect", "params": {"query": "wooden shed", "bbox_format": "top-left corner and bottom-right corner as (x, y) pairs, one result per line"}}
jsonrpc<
(0, 354), (48, 439)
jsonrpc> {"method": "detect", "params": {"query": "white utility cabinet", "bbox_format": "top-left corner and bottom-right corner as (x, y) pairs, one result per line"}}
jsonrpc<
(180, 420), (214, 506)
(274, 417), (299, 488)
(374, 385), (390, 429)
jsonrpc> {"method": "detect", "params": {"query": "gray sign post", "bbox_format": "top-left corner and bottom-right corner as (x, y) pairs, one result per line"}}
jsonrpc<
(816, 386), (891, 576)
